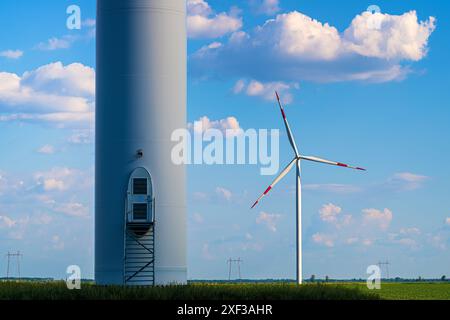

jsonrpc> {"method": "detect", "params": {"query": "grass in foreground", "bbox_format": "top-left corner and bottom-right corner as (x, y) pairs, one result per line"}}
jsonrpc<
(342, 282), (450, 300)
(0, 281), (448, 300)
(0, 282), (378, 300)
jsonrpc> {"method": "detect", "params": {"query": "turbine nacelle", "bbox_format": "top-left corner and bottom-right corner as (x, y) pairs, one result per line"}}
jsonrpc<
(251, 91), (366, 210)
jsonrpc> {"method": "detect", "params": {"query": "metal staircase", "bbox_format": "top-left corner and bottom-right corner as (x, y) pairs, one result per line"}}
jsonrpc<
(124, 223), (155, 285)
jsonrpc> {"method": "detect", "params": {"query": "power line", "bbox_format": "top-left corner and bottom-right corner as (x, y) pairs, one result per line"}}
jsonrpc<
(377, 261), (390, 279)
(227, 258), (243, 280)
(5, 251), (22, 280)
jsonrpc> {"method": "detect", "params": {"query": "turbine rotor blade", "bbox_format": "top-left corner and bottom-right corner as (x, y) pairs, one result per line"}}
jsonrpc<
(251, 157), (298, 209)
(299, 155), (366, 171)
(276, 91), (300, 157)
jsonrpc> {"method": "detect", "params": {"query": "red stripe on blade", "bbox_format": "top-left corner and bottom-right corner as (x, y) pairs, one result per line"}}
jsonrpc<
(275, 91), (280, 101)
(356, 167), (366, 171)
(281, 109), (286, 119)
(251, 201), (258, 209)
(264, 186), (272, 195)
(337, 163), (348, 167)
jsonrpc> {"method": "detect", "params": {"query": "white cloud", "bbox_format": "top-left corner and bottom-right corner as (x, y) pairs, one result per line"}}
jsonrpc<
(36, 36), (74, 51)
(0, 62), (94, 127)
(256, 211), (281, 232)
(250, 0), (280, 16)
(0, 215), (16, 228)
(37, 144), (55, 154)
(446, 218), (450, 226)
(312, 233), (334, 247)
(187, 0), (242, 39)
(22, 62), (95, 97)
(35, 213), (53, 225)
(191, 10), (436, 83)
(33, 167), (81, 192)
(393, 172), (428, 183)
(67, 129), (93, 144)
(189, 116), (243, 137)
(0, 215), (30, 239)
(265, 12), (342, 61)
(319, 203), (342, 223)
(0, 50), (23, 59)
(216, 187), (233, 201)
(346, 237), (359, 245)
(399, 227), (421, 235)
(233, 79), (246, 94)
(0, 171), (25, 196)
(54, 201), (89, 218)
(233, 79), (298, 103)
(362, 208), (393, 230)
(52, 235), (65, 250)
(397, 238), (418, 248)
(311, 205), (397, 248)
(344, 11), (436, 61)
(389, 172), (429, 191)
(187, 0), (212, 16)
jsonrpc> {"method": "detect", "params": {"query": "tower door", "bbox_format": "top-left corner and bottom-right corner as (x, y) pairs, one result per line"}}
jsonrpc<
(124, 167), (155, 286)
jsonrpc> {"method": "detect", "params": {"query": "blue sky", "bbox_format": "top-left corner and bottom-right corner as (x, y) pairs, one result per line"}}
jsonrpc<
(0, 0), (449, 280)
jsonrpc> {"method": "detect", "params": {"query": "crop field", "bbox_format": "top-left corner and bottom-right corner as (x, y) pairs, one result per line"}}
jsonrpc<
(0, 281), (448, 300)
(341, 282), (450, 300)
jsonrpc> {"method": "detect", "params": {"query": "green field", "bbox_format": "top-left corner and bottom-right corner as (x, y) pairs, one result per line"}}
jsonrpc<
(342, 282), (450, 300)
(0, 281), (448, 300)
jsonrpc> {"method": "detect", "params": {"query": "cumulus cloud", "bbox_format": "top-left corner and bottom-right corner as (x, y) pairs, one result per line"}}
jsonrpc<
(256, 211), (281, 232)
(319, 203), (342, 223)
(36, 36), (74, 51)
(0, 215), (16, 228)
(216, 187), (233, 201)
(311, 205), (397, 248)
(362, 208), (393, 230)
(0, 50), (23, 59)
(312, 233), (334, 247)
(187, 0), (242, 39)
(344, 11), (436, 61)
(67, 129), (93, 144)
(34, 167), (73, 192)
(0, 214), (31, 240)
(54, 201), (89, 218)
(37, 144), (56, 154)
(190, 10), (436, 83)
(33, 167), (91, 193)
(233, 79), (298, 103)
(0, 62), (94, 127)
(388, 227), (422, 249)
(250, 0), (280, 16)
(188, 116), (243, 137)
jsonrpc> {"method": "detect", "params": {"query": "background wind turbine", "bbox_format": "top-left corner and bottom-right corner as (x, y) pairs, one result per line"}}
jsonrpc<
(251, 91), (366, 285)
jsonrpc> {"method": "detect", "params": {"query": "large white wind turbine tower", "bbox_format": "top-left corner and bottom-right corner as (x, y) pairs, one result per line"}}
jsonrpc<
(96, 0), (187, 285)
(251, 92), (366, 285)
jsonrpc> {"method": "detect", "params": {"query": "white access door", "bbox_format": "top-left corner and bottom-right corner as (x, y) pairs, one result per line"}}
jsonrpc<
(124, 167), (155, 286)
